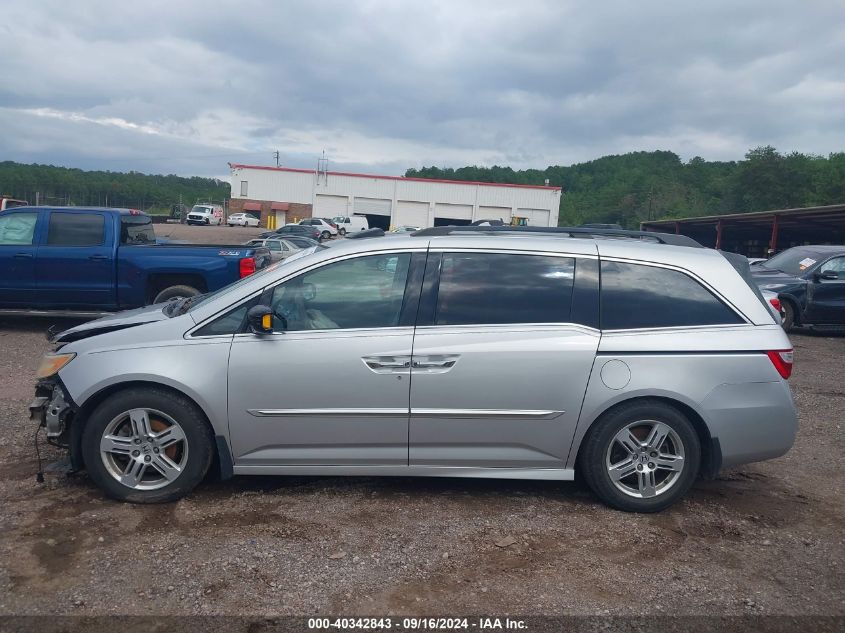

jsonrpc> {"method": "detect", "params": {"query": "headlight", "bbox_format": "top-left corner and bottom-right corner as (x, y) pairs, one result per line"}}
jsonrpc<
(36, 352), (76, 379)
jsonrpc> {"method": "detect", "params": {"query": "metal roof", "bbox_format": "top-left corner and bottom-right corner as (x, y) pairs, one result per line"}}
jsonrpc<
(642, 203), (845, 231)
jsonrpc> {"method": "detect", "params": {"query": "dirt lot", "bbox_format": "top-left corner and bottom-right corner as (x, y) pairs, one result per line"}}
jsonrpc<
(154, 221), (267, 244)
(0, 309), (842, 616)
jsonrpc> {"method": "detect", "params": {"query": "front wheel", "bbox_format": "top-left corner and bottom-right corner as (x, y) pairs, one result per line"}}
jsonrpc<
(81, 387), (215, 503)
(339, 228), (346, 236)
(579, 400), (700, 512)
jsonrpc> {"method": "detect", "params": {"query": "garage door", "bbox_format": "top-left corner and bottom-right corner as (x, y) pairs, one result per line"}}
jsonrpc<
(478, 206), (512, 223)
(353, 197), (392, 216)
(394, 201), (429, 228)
(315, 194), (349, 218)
(434, 203), (472, 221)
(516, 208), (552, 227)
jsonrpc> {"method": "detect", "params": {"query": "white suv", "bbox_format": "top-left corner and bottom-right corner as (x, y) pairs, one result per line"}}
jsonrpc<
(299, 218), (338, 240)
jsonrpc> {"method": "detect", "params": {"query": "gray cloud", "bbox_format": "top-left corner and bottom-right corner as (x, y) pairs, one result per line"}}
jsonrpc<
(1, 0), (843, 177)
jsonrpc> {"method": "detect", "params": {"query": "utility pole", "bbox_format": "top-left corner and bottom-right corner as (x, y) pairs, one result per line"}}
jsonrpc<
(273, 150), (280, 167)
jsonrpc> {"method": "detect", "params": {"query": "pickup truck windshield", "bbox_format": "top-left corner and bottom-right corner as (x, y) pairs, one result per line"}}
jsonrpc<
(120, 215), (156, 244)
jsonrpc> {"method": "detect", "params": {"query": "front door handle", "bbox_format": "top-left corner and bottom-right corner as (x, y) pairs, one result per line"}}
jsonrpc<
(362, 355), (412, 374)
(13, 253), (33, 259)
(88, 255), (109, 261)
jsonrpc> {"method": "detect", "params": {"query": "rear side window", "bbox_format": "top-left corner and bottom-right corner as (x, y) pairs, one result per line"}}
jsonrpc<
(601, 261), (744, 329)
(435, 253), (575, 325)
(47, 213), (105, 246)
(120, 216), (155, 244)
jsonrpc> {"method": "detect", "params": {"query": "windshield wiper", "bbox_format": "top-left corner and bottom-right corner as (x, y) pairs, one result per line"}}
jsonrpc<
(163, 294), (205, 317)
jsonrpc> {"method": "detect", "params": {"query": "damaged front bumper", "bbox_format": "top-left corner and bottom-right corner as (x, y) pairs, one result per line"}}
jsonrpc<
(29, 379), (73, 441)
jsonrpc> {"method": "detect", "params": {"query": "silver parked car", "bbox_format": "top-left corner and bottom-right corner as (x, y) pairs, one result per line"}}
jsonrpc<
(30, 227), (797, 512)
(245, 237), (302, 263)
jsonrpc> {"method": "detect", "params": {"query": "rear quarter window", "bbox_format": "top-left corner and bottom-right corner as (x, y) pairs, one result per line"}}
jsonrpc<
(600, 261), (744, 330)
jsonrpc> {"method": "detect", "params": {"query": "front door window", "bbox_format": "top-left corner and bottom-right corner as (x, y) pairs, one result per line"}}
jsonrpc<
(270, 253), (411, 331)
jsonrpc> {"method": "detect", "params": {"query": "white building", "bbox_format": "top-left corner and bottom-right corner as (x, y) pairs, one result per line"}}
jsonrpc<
(228, 163), (561, 230)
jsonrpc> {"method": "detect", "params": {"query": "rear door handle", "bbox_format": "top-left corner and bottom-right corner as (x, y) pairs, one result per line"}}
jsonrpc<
(13, 253), (33, 259)
(88, 255), (109, 261)
(411, 355), (460, 373)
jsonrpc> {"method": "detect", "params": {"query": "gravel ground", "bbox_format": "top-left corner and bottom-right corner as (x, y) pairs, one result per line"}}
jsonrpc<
(153, 222), (267, 244)
(0, 276), (842, 617)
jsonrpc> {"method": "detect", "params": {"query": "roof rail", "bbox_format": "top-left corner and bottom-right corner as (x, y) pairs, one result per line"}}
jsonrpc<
(346, 228), (386, 239)
(411, 225), (703, 247)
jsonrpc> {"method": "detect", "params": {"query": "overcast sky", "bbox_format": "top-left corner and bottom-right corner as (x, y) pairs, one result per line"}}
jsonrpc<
(1, 1), (844, 178)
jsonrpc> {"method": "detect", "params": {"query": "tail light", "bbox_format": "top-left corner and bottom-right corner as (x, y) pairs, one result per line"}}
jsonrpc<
(766, 349), (793, 379)
(769, 297), (782, 313)
(239, 257), (256, 278)
(330, 222), (337, 228)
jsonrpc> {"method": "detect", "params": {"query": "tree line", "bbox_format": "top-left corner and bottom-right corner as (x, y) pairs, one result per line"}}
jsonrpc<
(3, 147), (844, 226)
(406, 147), (845, 227)
(0, 161), (230, 213)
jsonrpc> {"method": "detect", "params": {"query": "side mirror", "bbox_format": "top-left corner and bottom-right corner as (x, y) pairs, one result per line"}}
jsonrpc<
(815, 269), (839, 281)
(247, 305), (274, 334)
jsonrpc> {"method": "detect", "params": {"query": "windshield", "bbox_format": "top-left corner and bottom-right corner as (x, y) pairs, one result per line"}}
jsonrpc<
(174, 245), (323, 316)
(191, 205), (213, 214)
(760, 248), (825, 275)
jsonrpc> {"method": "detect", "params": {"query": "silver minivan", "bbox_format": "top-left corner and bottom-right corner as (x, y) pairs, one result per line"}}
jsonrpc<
(31, 227), (797, 512)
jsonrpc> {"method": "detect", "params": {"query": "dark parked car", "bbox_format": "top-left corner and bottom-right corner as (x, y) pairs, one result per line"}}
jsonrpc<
(280, 235), (320, 249)
(258, 224), (322, 241)
(752, 245), (845, 331)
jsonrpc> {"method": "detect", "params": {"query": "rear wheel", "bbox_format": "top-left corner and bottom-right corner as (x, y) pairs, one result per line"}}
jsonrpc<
(81, 387), (214, 503)
(579, 400), (700, 512)
(782, 301), (796, 332)
(321, 230), (331, 240)
(153, 284), (200, 304)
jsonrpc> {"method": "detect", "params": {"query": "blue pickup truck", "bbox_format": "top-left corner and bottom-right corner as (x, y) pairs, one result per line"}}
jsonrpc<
(0, 207), (271, 313)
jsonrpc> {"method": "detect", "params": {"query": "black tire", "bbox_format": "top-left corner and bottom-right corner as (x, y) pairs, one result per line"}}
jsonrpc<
(321, 231), (331, 240)
(153, 284), (200, 304)
(339, 228), (346, 236)
(782, 300), (796, 332)
(579, 400), (700, 513)
(81, 387), (215, 503)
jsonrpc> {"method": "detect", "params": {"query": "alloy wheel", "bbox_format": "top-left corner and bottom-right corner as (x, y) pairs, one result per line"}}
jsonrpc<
(99, 408), (189, 490)
(604, 420), (685, 498)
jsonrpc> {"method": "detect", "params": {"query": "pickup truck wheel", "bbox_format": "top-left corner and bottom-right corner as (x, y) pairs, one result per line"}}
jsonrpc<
(81, 387), (214, 503)
(153, 285), (200, 304)
(579, 400), (700, 513)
